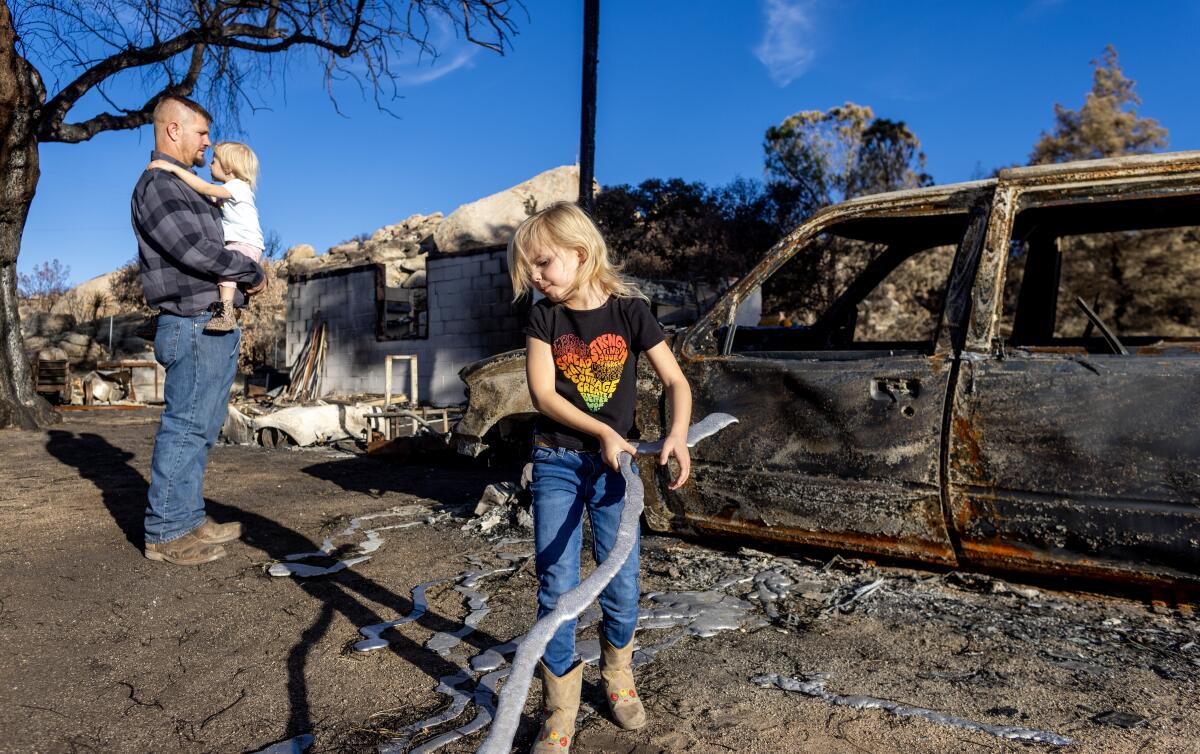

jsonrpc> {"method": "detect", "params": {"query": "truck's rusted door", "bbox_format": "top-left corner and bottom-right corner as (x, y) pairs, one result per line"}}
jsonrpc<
(948, 178), (1200, 586)
(669, 203), (986, 565)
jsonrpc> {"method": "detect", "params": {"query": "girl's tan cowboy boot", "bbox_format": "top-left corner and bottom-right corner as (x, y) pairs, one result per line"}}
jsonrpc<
(600, 637), (647, 729)
(532, 660), (584, 752)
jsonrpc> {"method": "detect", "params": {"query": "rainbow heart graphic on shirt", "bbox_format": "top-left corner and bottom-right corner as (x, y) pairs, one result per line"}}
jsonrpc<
(552, 333), (628, 411)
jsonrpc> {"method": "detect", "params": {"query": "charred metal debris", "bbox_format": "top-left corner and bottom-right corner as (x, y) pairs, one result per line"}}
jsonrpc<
(454, 151), (1200, 595)
(258, 491), (1197, 752)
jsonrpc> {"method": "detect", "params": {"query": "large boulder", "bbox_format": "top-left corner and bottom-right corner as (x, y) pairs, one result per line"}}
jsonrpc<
(433, 166), (595, 254)
(22, 335), (50, 354)
(85, 341), (110, 363)
(284, 244), (316, 263)
(38, 347), (69, 361)
(401, 270), (427, 289)
(51, 270), (123, 318)
(371, 240), (421, 263)
(22, 311), (76, 338)
(287, 212), (445, 279)
(371, 212), (442, 246)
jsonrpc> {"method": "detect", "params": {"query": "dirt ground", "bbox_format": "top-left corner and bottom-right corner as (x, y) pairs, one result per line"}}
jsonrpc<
(0, 408), (1197, 754)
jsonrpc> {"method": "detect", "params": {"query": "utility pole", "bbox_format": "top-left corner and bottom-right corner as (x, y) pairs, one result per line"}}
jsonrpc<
(578, 0), (599, 213)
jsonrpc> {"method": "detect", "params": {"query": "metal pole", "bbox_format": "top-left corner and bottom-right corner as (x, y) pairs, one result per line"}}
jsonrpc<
(410, 354), (419, 407)
(384, 355), (394, 407)
(578, 0), (600, 213)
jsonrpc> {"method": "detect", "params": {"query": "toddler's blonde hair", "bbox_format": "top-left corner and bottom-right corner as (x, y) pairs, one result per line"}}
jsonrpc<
(213, 141), (259, 189)
(508, 201), (646, 303)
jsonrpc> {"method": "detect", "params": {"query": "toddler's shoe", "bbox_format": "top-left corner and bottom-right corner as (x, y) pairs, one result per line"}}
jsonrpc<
(204, 302), (237, 333)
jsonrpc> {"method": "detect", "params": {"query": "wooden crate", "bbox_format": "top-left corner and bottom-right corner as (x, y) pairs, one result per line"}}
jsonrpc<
(33, 358), (71, 404)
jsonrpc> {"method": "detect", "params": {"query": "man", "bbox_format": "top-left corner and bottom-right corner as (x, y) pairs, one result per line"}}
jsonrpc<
(131, 95), (266, 566)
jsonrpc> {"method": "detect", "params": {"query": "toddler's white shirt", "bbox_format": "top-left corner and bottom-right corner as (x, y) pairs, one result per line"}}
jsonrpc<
(220, 178), (264, 248)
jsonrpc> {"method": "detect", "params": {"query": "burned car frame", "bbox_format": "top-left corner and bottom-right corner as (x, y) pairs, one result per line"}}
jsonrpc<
(456, 151), (1200, 594)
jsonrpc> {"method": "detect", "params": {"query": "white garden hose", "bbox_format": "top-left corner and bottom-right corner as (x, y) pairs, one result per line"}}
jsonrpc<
(476, 413), (738, 754)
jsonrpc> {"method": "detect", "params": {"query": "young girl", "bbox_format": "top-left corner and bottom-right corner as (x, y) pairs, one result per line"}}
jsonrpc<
(509, 202), (692, 753)
(150, 141), (264, 333)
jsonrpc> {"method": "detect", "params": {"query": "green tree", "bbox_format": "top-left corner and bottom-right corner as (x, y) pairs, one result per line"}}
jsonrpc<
(758, 103), (935, 327)
(0, 0), (520, 429)
(1029, 45), (1167, 164)
(594, 178), (780, 284)
(764, 102), (931, 225)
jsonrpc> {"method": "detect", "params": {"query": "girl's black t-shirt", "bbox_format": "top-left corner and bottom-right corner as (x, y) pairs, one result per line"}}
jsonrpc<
(524, 295), (665, 451)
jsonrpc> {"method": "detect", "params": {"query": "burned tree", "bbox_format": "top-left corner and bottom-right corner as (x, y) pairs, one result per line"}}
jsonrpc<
(16, 258), (69, 311)
(1001, 46), (1179, 340)
(0, 0), (520, 429)
(1029, 45), (1166, 166)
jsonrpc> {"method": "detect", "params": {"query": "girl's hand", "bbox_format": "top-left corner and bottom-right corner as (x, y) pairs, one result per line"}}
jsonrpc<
(659, 432), (691, 490)
(600, 428), (638, 472)
(148, 160), (177, 173)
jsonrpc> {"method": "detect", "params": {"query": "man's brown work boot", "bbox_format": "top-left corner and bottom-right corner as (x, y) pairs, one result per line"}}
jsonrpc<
(601, 637), (647, 729)
(144, 530), (226, 565)
(204, 301), (237, 333)
(193, 516), (242, 544)
(531, 661), (583, 752)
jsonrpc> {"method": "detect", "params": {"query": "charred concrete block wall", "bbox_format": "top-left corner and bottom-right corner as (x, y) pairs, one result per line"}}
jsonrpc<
(286, 247), (523, 404)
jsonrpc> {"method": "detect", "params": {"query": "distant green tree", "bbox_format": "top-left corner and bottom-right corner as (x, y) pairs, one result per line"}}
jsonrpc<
(764, 102), (931, 225)
(1029, 45), (1167, 164)
(757, 103), (936, 325)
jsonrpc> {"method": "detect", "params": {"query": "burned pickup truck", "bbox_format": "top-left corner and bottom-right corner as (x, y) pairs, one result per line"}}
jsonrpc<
(456, 152), (1200, 594)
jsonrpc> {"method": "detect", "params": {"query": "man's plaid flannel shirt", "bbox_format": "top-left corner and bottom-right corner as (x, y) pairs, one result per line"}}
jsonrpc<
(131, 151), (264, 317)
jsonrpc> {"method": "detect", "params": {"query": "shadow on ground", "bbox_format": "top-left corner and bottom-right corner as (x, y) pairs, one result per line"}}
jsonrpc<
(43, 429), (511, 748)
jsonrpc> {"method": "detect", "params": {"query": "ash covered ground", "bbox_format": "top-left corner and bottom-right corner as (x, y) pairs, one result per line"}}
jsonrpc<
(0, 409), (1196, 754)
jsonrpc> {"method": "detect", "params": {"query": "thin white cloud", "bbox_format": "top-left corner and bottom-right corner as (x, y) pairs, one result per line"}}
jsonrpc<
(755, 0), (818, 86)
(395, 15), (482, 86)
(397, 45), (480, 86)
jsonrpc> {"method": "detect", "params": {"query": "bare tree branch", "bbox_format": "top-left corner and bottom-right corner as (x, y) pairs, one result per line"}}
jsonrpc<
(14, 0), (521, 143)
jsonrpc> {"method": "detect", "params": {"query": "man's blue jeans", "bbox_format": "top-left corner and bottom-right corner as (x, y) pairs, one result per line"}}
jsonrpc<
(145, 312), (239, 544)
(530, 446), (640, 676)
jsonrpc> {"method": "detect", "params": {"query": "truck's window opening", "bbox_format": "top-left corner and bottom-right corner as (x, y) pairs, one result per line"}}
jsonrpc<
(730, 213), (969, 354)
(1001, 192), (1200, 353)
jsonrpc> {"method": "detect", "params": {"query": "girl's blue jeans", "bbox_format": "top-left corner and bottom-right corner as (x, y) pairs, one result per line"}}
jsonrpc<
(530, 445), (640, 676)
(145, 311), (240, 544)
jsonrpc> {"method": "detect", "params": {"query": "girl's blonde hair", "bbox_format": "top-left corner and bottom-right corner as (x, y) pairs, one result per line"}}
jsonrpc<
(507, 201), (646, 303)
(212, 141), (259, 189)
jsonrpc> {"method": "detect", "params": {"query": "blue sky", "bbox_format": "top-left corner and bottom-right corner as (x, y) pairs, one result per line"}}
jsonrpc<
(19, 0), (1200, 285)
